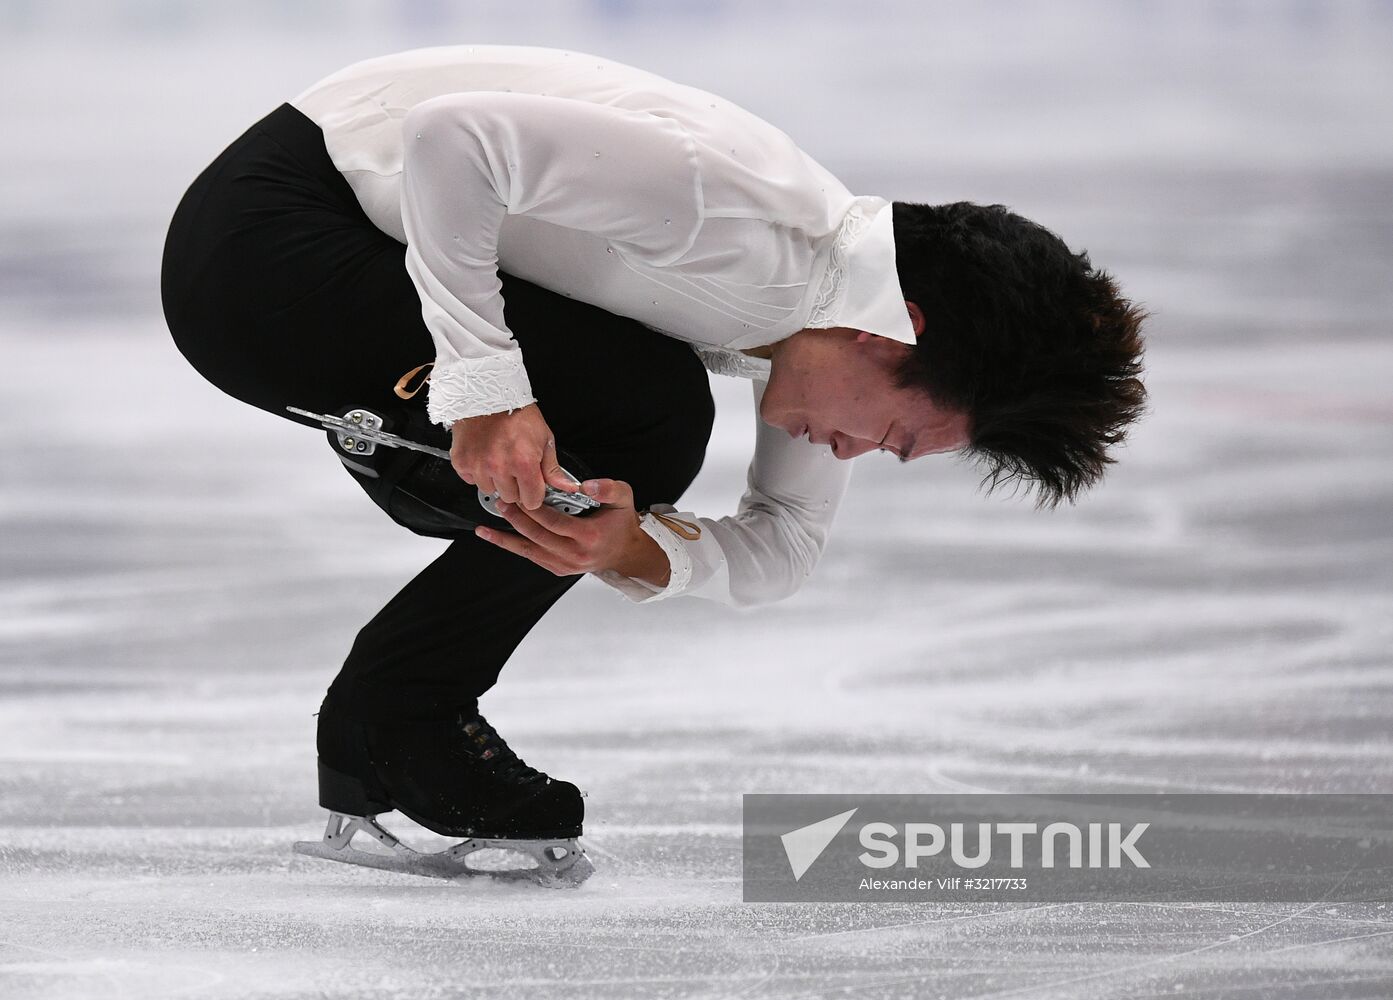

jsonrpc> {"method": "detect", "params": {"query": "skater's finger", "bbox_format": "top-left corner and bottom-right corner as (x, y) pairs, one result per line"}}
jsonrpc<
(513, 497), (585, 538)
(494, 475), (521, 506)
(475, 525), (576, 576)
(494, 501), (566, 551)
(541, 437), (581, 493)
(519, 462), (547, 511)
(580, 478), (634, 507)
(476, 523), (545, 565)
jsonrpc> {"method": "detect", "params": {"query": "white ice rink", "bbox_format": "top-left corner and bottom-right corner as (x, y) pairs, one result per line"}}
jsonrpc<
(2, 3), (1392, 997)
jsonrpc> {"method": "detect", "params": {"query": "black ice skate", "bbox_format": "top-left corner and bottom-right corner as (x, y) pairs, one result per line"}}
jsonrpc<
(294, 705), (593, 887)
(286, 404), (598, 540)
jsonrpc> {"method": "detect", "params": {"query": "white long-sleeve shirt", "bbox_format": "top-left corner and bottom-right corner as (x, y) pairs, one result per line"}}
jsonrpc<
(291, 45), (915, 609)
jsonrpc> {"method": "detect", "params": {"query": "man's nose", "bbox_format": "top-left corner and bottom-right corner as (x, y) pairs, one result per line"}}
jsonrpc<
(830, 433), (879, 460)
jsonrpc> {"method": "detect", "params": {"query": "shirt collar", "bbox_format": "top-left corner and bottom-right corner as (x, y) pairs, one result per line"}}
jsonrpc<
(831, 197), (917, 346)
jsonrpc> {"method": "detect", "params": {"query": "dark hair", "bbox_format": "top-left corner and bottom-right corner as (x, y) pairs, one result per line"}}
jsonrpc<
(891, 201), (1148, 507)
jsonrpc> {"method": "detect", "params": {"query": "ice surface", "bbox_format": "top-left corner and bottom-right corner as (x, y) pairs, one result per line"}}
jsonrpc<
(2, 3), (1392, 998)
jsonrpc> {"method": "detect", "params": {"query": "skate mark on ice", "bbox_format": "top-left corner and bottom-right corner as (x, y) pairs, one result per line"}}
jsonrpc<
(927, 893), (1358, 1000)
(1255, 925), (1393, 960)
(787, 901), (1075, 944)
(0, 936), (227, 997)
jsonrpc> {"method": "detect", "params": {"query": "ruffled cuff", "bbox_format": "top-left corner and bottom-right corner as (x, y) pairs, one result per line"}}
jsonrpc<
(592, 507), (694, 604)
(426, 353), (536, 426)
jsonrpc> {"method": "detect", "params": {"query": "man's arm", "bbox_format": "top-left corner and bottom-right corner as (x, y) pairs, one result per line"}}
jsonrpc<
(594, 379), (855, 608)
(399, 92), (705, 427)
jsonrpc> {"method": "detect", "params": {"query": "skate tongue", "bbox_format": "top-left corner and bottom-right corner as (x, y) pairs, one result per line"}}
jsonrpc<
(454, 712), (544, 783)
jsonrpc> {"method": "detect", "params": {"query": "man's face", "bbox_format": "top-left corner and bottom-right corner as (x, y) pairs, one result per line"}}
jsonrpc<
(758, 326), (971, 462)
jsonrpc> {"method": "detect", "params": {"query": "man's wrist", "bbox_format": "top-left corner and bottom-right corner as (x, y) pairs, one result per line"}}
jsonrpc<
(609, 523), (671, 588)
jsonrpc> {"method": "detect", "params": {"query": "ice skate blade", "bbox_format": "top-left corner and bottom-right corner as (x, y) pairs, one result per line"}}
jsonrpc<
(292, 812), (593, 888)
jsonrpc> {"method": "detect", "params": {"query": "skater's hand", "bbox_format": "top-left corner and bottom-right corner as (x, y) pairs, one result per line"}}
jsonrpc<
(475, 478), (671, 587)
(449, 404), (579, 511)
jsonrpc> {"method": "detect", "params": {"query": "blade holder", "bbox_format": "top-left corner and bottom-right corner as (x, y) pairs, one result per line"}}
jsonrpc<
(286, 405), (601, 516)
(337, 409), (382, 456)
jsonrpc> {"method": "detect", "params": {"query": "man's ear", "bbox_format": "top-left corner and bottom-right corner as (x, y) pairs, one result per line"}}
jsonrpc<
(905, 300), (926, 338)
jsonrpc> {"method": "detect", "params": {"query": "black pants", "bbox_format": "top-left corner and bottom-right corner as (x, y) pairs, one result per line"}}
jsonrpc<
(161, 104), (715, 723)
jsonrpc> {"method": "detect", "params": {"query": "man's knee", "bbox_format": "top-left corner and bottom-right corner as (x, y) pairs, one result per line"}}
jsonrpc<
(582, 358), (715, 512)
(495, 273), (717, 508)
(643, 384), (718, 509)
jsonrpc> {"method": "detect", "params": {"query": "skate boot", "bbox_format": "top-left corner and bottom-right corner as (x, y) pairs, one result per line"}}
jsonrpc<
(293, 701), (592, 887)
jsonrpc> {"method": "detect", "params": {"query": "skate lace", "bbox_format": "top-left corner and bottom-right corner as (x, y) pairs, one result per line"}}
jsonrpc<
(454, 713), (544, 783)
